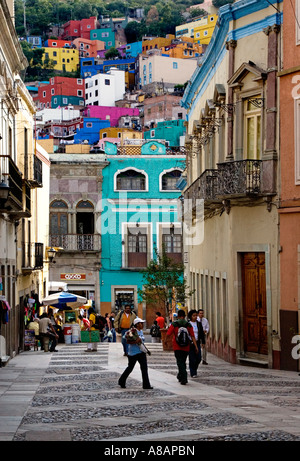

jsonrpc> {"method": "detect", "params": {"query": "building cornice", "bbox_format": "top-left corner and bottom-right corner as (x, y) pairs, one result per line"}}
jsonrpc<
(181, 0), (283, 117)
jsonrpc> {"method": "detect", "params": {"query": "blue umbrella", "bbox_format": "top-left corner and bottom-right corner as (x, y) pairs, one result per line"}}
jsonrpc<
(42, 291), (87, 310)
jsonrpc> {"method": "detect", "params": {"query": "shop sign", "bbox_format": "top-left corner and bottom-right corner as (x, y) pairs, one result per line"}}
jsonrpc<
(60, 273), (86, 280)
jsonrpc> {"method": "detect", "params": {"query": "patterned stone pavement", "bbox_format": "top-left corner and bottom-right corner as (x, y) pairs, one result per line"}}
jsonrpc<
(1, 341), (300, 443)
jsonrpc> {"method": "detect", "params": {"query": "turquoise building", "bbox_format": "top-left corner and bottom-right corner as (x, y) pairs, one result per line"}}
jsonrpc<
(144, 120), (186, 147)
(90, 28), (115, 48)
(100, 140), (185, 325)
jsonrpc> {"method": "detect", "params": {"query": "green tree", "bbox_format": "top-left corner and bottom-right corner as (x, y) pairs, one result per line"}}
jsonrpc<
(105, 47), (121, 59)
(138, 247), (194, 324)
(212, 0), (234, 8)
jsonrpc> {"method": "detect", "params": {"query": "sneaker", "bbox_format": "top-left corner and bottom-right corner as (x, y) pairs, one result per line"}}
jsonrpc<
(202, 361), (208, 365)
(180, 381), (188, 385)
(191, 375), (197, 378)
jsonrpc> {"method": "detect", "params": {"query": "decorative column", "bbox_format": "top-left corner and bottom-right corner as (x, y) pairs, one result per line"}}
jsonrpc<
(262, 24), (280, 197)
(225, 39), (237, 160)
(263, 24), (280, 159)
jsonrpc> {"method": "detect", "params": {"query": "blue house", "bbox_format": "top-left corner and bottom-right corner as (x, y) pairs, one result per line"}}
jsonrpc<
(125, 41), (143, 58)
(26, 36), (43, 48)
(100, 140), (185, 325)
(80, 57), (103, 78)
(73, 118), (110, 144)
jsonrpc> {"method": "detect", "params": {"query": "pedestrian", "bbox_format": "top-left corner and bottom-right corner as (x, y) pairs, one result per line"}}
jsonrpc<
(103, 312), (112, 342)
(166, 309), (198, 385)
(109, 312), (116, 342)
(187, 309), (205, 378)
(27, 317), (42, 349)
(39, 312), (59, 352)
(155, 312), (166, 330)
(114, 304), (137, 356)
(198, 309), (209, 364)
(150, 320), (161, 343)
(118, 317), (153, 390)
(87, 307), (98, 352)
(78, 314), (90, 331)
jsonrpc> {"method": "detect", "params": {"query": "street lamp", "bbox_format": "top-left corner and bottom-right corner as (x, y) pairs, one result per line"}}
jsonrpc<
(45, 247), (57, 263)
(0, 178), (10, 207)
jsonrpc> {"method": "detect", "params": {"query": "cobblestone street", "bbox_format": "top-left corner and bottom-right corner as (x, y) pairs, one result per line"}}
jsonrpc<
(1, 341), (300, 444)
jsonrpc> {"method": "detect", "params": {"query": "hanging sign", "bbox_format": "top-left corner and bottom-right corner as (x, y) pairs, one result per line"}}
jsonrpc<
(60, 273), (86, 280)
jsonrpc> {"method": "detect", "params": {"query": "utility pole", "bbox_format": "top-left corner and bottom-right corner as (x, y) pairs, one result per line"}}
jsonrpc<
(22, 0), (27, 36)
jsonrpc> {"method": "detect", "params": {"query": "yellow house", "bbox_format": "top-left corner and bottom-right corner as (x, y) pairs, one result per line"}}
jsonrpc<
(176, 14), (217, 44)
(193, 14), (218, 45)
(99, 127), (143, 142)
(43, 47), (79, 73)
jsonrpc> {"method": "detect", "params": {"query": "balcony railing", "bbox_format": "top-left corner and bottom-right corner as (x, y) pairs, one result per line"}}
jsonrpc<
(184, 169), (220, 204)
(49, 234), (101, 252)
(184, 160), (264, 206)
(217, 160), (262, 198)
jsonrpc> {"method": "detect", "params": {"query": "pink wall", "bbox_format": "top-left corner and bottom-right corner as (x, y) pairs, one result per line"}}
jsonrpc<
(83, 105), (139, 127)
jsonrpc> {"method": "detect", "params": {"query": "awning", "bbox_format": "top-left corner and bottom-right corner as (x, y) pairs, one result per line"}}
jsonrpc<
(66, 284), (94, 291)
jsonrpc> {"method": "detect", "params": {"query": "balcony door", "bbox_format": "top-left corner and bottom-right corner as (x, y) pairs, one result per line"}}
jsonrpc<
(127, 228), (147, 268)
(50, 200), (68, 247)
(76, 201), (94, 250)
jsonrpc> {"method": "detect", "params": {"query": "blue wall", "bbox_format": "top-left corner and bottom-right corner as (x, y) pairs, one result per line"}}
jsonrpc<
(73, 118), (110, 144)
(100, 143), (185, 308)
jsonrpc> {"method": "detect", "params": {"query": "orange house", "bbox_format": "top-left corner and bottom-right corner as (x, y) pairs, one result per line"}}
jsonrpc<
(161, 39), (203, 59)
(142, 35), (175, 54)
(278, 0), (300, 371)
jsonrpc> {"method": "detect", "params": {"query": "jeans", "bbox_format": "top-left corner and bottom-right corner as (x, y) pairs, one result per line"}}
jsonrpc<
(174, 350), (189, 384)
(118, 352), (151, 388)
(121, 328), (129, 354)
(189, 342), (202, 377)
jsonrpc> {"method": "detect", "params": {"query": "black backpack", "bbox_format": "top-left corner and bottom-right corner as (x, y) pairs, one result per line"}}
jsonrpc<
(150, 324), (161, 338)
(94, 314), (106, 331)
(176, 325), (191, 347)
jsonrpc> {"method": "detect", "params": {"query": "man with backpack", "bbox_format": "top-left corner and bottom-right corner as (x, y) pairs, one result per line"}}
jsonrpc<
(114, 305), (136, 356)
(167, 309), (198, 385)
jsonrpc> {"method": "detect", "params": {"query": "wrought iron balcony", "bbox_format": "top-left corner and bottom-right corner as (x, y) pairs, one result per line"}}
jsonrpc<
(217, 160), (262, 198)
(27, 155), (43, 188)
(21, 242), (44, 273)
(0, 155), (32, 217)
(49, 234), (101, 252)
(184, 169), (220, 206)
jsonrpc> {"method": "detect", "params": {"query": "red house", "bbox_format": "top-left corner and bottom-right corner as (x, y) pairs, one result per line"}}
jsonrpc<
(61, 17), (97, 41)
(37, 76), (85, 109)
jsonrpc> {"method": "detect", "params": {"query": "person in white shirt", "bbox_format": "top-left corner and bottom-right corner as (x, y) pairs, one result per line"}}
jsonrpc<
(198, 309), (209, 365)
(188, 310), (205, 377)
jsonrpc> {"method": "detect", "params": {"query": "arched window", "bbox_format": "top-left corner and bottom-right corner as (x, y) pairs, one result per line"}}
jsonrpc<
(76, 201), (94, 235)
(161, 169), (182, 191)
(116, 169), (146, 191)
(49, 200), (68, 247)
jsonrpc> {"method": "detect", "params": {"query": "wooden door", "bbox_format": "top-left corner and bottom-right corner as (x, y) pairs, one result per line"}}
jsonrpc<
(241, 252), (267, 355)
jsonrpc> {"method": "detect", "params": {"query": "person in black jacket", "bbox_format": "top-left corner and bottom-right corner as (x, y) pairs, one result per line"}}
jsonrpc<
(187, 309), (205, 378)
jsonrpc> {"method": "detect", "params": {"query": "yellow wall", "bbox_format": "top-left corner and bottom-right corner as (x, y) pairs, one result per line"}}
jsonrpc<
(43, 47), (79, 73)
(194, 14), (218, 45)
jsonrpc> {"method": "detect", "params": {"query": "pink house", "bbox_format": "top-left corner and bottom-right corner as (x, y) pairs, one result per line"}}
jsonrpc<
(83, 105), (140, 127)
